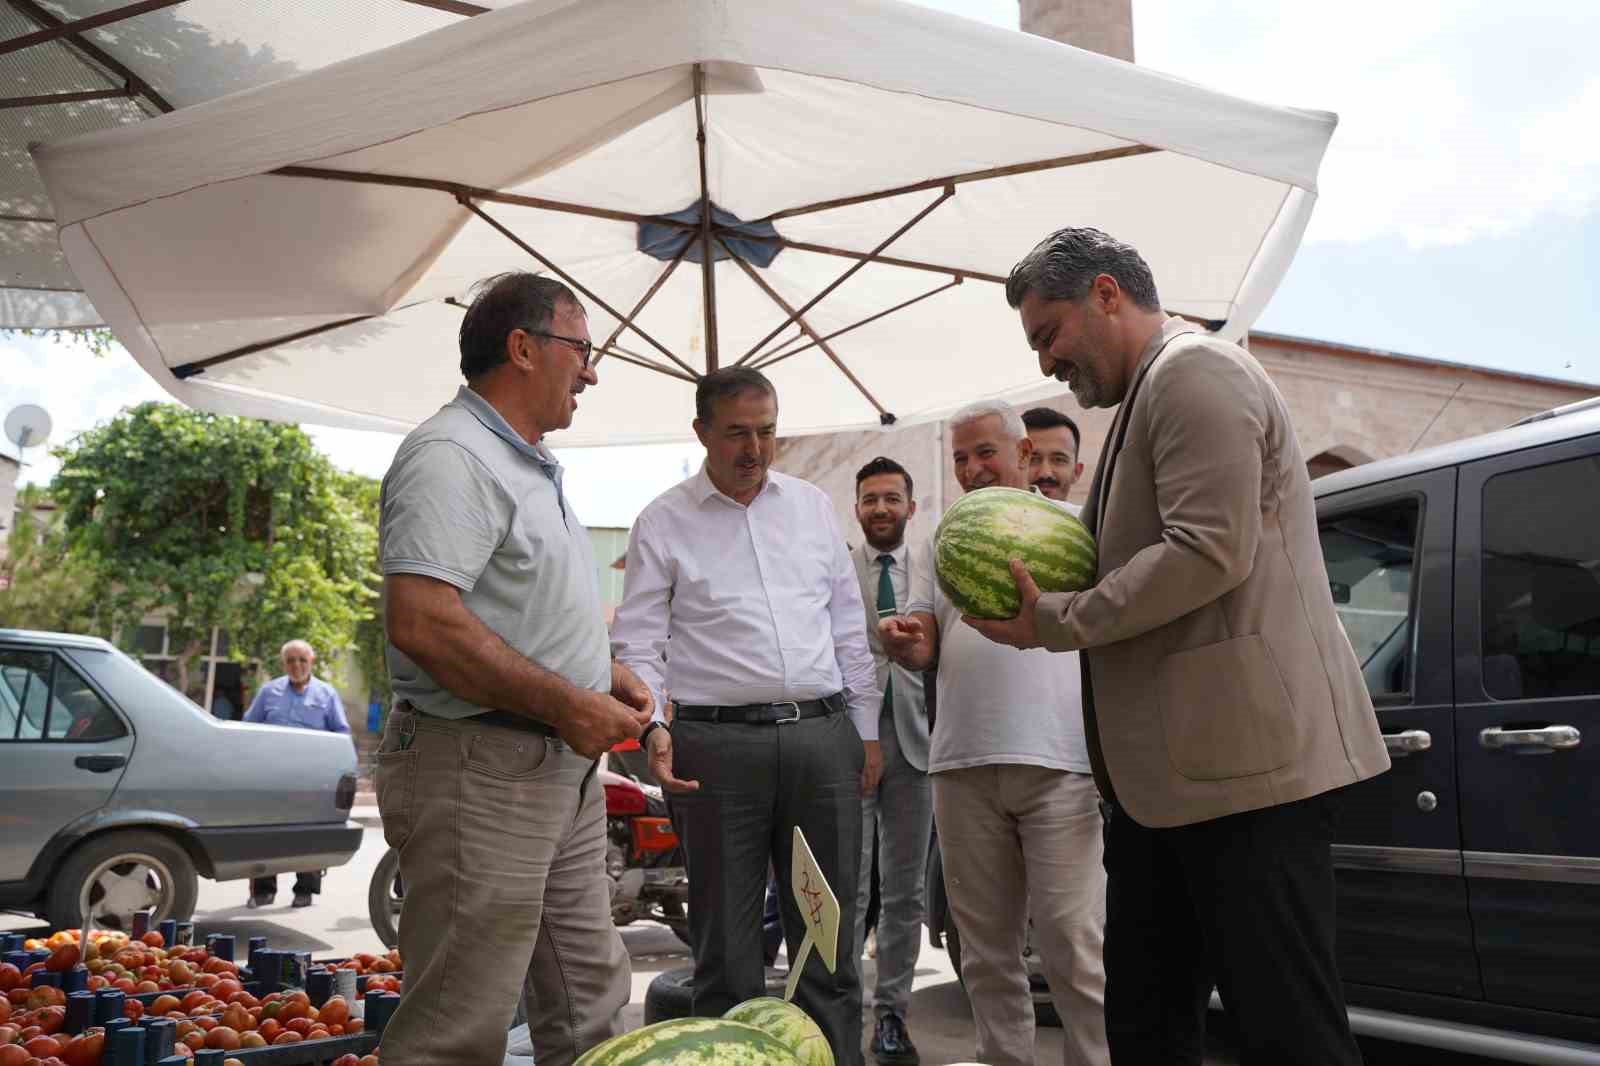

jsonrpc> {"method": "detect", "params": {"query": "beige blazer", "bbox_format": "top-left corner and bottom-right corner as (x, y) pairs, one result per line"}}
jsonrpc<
(1035, 317), (1390, 827)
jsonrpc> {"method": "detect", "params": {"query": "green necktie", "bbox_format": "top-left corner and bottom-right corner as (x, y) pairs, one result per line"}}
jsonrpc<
(877, 553), (895, 714)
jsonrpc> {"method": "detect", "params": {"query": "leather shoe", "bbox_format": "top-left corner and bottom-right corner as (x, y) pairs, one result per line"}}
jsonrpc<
(292, 893), (314, 908)
(246, 894), (274, 909)
(871, 1012), (919, 1065)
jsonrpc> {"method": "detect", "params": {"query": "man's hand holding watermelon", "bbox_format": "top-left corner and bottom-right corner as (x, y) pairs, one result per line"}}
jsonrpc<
(961, 559), (1044, 650)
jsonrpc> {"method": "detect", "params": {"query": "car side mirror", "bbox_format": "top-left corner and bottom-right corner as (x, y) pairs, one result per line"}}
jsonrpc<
(1330, 581), (1351, 605)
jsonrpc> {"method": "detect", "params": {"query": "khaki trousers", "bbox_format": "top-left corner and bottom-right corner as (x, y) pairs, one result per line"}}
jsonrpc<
(933, 765), (1109, 1066)
(375, 707), (630, 1066)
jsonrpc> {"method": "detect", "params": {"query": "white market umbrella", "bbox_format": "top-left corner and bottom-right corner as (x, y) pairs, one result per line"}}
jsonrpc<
(33, 0), (1336, 445)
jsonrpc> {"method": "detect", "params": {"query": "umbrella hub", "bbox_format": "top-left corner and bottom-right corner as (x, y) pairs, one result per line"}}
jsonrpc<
(638, 201), (781, 268)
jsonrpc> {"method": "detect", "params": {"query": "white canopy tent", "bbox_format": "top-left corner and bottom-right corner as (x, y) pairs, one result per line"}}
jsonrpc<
(34, 0), (1336, 445)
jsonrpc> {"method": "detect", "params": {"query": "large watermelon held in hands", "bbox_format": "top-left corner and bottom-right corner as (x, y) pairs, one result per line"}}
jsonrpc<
(934, 486), (1097, 620)
(723, 998), (833, 1066)
(575, 1017), (805, 1066)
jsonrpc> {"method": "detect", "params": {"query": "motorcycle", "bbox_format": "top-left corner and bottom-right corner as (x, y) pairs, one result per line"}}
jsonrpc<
(367, 741), (690, 948)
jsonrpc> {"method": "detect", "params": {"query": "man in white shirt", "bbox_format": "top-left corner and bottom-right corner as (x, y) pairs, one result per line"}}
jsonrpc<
(880, 400), (1108, 1066)
(611, 367), (882, 1066)
(850, 457), (932, 1065)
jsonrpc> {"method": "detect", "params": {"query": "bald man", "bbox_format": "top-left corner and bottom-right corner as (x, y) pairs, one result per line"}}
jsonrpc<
(244, 639), (352, 907)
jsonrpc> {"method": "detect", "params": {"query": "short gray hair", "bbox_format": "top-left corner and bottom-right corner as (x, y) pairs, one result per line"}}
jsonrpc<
(281, 639), (315, 660)
(1005, 227), (1161, 312)
(949, 400), (1025, 442)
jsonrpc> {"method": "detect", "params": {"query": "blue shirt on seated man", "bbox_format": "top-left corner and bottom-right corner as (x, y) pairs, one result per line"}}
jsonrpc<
(242, 638), (351, 909)
(244, 639), (350, 734)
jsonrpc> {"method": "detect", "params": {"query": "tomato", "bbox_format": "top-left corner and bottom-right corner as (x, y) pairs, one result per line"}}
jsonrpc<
(343, 1019), (365, 1036)
(6, 991), (27, 1007)
(211, 980), (241, 1002)
(42, 946), (78, 974)
(204, 1027), (241, 1051)
(271, 1032), (303, 1045)
(148, 995), (181, 1016)
(194, 975), (219, 991)
(140, 933), (164, 949)
(283, 1018), (313, 1037)
(23, 1037), (62, 1059)
(110, 980), (136, 995)
(359, 1056), (379, 1066)
(179, 992), (209, 1013)
(318, 997), (350, 1028)
(219, 1005), (251, 1033)
(134, 981), (160, 995)
(255, 1018), (282, 1044)
(172, 1043), (195, 1059)
(166, 961), (193, 986)
(32, 1007), (64, 1036)
(122, 999), (144, 1022)
(0, 997), (9, 1025)
(331, 1055), (362, 1066)
(239, 1033), (267, 1049)
(201, 959), (235, 976)
(0, 1044), (28, 1066)
(369, 958), (396, 974)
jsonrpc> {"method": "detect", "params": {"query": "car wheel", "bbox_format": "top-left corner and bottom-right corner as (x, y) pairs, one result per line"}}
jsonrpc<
(945, 921), (1062, 1029)
(47, 830), (198, 932)
(368, 847), (403, 949)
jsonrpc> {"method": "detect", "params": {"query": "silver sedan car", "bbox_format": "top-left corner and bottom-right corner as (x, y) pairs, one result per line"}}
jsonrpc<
(0, 628), (363, 930)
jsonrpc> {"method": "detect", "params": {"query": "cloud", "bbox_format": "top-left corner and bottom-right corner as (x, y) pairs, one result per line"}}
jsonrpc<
(1132, 1), (1600, 248)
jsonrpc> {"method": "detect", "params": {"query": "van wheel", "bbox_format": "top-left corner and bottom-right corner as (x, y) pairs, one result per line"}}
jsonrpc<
(47, 830), (198, 932)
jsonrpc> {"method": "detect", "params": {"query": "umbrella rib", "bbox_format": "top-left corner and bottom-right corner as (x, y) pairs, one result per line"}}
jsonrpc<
(460, 197), (701, 380)
(0, 0), (186, 58)
(735, 185), (953, 367)
(751, 275), (963, 371)
(596, 244), (690, 370)
(693, 63), (718, 371)
(721, 238), (895, 425)
(600, 346), (699, 384)
(274, 166), (697, 231)
(170, 315), (378, 379)
(735, 234), (1007, 285)
(0, 86), (136, 109)
(756, 144), (1160, 224)
(393, 0), (488, 14)
(3, 0), (174, 112)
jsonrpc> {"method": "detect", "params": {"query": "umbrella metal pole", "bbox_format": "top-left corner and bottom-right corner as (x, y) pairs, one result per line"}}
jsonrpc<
(751, 275), (963, 370)
(597, 243), (692, 371)
(3, 0), (173, 111)
(693, 64), (718, 371)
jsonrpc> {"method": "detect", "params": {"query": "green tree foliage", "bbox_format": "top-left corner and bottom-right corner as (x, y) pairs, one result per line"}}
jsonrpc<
(43, 403), (378, 694)
(336, 471), (391, 706)
(0, 483), (99, 634)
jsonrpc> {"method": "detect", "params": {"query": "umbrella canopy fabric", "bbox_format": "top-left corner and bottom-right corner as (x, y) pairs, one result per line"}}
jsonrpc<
(34, 0), (1336, 445)
(0, 0), (508, 329)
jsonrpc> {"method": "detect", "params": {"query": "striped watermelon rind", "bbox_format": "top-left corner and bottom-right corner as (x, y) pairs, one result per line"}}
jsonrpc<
(575, 1017), (806, 1066)
(723, 997), (834, 1066)
(934, 486), (1097, 620)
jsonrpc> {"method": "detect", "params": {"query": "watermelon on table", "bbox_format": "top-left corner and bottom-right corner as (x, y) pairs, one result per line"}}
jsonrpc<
(723, 997), (833, 1066)
(575, 1017), (806, 1066)
(933, 486), (1097, 620)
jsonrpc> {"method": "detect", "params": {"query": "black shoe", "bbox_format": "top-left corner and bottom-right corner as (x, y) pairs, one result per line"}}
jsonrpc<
(246, 894), (274, 909)
(292, 893), (314, 908)
(871, 1012), (919, 1066)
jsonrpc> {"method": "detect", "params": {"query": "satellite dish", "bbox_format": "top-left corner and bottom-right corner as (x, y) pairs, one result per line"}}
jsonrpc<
(4, 404), (52, 459)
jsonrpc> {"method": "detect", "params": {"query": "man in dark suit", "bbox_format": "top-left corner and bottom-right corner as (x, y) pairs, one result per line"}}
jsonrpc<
(969, 226), (1389, 1065)
(850, 456), (932, 1065)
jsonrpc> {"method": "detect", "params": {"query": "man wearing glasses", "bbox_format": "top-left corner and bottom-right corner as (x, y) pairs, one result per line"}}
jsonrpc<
(375, 272), (654, 1066)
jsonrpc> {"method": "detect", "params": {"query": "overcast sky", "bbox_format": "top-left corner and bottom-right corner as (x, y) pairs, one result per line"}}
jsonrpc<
(4, 0), (1597, 526)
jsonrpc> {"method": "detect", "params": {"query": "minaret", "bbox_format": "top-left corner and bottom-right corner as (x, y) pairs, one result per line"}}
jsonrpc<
(1018, 0), (1134, 61)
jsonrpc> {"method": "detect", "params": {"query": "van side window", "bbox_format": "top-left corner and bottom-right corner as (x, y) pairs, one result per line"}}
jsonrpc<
(1318, 499), (1421, 699)
(1481, 455), (1600, 699)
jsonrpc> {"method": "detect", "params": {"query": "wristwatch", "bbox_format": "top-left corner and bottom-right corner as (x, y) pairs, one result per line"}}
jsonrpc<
(639, 720), (668, 749)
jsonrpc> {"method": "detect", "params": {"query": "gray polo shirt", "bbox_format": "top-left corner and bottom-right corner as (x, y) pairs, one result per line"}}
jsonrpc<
(379, 385), (610, 719)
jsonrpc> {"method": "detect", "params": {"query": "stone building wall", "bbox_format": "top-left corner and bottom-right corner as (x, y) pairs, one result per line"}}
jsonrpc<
(0, 455), (18, 565)
(772, 333), (1597, 546)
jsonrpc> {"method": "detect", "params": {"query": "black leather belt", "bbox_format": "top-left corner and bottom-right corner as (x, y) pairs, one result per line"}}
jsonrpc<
(673, 693), (844, 725)
(397, 700), (559, 739)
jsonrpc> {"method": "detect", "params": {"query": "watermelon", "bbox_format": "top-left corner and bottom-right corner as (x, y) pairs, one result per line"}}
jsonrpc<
(575, 1017), (806, 1066)
(933, 486), (1097, 620)
(723, 998), (833, 1066)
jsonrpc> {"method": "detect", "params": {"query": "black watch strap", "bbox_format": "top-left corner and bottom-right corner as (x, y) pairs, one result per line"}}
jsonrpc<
(639, 720), (667, 747)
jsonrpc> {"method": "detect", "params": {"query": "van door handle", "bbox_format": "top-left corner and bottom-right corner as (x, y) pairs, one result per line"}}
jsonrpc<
(1479, 725), (1581, 753)
(1382, 729), (1431, 756)
(73, 754), (127, 773)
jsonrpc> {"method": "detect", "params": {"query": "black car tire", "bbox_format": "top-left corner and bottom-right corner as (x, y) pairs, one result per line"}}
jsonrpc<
(944, 920), (1062, 1029)
(47, 830), (198, 931)
(644, 965), (789, 1024)
(368, 846), (403, 949)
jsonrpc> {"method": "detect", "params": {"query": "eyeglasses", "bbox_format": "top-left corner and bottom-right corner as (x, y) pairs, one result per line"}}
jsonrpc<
(524, 329), (594, 368)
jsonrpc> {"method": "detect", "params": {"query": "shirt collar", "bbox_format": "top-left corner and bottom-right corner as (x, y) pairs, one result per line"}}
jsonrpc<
(453, 385), (563, 473)
(1129, 316), (1198, 381)
(863, 539), (909, 566)
(689, 462), (782, 505)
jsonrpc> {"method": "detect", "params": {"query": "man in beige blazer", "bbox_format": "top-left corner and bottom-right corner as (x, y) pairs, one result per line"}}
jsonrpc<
(968, 227), (1390, 1065)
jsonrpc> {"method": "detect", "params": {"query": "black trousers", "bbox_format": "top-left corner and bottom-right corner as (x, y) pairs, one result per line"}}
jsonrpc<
(670, 711), (865, 1066)
(1103, 789), (1363, 1066)
(250, 871), (322, 898)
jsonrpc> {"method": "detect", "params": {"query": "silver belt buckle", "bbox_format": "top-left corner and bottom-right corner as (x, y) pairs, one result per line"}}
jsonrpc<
(773, 701), (802, 724)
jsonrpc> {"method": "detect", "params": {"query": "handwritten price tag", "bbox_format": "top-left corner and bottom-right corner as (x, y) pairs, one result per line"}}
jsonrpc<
(784, 826), (840, 1002)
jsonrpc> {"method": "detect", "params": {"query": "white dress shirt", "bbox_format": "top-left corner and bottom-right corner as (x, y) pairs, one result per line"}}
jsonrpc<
(611, 466), (881, 740)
